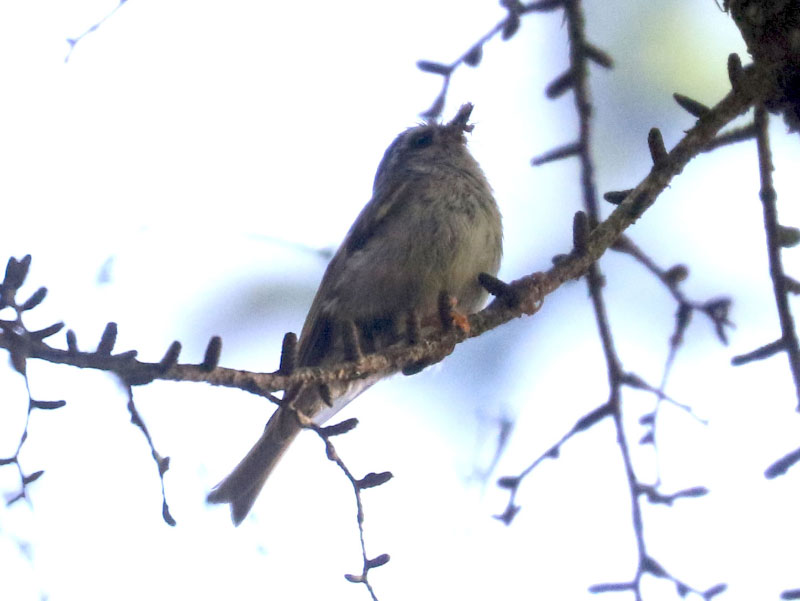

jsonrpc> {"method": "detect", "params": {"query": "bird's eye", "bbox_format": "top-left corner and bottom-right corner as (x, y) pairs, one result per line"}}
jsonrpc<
(410, 130), (434, 149)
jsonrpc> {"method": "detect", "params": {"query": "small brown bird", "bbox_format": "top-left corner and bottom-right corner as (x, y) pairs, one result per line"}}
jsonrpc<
(207, 103), (503, 525)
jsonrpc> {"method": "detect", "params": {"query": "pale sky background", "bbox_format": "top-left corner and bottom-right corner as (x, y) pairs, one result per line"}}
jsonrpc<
(1, 2), (799, 600)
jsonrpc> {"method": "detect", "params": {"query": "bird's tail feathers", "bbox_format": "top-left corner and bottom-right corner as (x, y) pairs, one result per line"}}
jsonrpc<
(206, 407), (301, 526)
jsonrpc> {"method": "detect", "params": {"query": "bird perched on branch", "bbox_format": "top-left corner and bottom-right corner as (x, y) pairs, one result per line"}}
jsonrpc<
(207, 103), (503, 525)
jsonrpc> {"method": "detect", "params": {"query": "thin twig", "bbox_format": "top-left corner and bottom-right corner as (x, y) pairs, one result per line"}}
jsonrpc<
(305, 420), (389, 601)
(562, 0), (649, 595)
(64, 1), (129, 63)
(751, 105), (800, 407)
(417, 0), (563, 118)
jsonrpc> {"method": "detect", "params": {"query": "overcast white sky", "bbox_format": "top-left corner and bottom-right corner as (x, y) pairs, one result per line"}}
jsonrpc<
(1, 2), (799, 600)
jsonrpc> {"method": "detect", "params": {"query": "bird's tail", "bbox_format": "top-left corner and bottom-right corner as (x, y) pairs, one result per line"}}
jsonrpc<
(206, 406), (301, 526)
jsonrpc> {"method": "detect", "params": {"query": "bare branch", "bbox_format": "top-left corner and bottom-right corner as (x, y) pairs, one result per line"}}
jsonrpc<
(750, 105), (800, 406)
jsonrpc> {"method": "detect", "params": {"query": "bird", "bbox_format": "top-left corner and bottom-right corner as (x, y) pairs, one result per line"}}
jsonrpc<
(207, 103), (503, 525)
